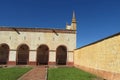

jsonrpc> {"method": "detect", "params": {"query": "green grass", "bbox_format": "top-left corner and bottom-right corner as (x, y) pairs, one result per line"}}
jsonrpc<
(0, 67), (32, 80)
(48, 67), (98, 80)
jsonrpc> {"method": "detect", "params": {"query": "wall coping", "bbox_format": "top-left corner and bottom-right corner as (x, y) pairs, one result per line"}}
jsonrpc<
(75, 32), (120, 50)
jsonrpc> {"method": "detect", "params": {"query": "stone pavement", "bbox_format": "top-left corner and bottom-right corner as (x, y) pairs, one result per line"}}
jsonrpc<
(18, 66), (47, 80)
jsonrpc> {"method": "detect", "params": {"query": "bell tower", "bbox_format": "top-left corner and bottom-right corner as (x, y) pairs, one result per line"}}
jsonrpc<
(66, 11), (77, 30)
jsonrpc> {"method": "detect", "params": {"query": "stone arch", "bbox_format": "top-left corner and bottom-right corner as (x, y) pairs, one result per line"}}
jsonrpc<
(16, 44), (29, 65)
(56, 45), (67, 65)
(0, 43), (9, 65)
(37, 44), (49, 65)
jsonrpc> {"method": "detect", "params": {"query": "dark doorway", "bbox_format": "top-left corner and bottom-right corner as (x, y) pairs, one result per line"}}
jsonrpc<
(0, 44), (9, 65)
(16, 44), (29, 65)
(56, 45), (67, 65)
(37, 45), (49, 65)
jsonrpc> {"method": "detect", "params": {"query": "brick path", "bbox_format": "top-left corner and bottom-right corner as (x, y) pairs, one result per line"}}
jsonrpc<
(18, 66), (47, 80)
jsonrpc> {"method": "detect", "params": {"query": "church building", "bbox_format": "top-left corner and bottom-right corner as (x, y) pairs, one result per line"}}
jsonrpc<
(0, 12), (76, 66)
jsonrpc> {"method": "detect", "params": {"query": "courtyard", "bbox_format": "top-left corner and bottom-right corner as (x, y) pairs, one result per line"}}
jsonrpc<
(0, 66), (32, 80)
(0, 66), (104, 80)
(47, 67), (104, 80)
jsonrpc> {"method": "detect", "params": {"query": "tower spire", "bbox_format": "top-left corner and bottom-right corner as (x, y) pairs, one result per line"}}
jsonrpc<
(72, 11), (76, 23)
(73, 11), (76, 19)
(71, 11), (77, 30)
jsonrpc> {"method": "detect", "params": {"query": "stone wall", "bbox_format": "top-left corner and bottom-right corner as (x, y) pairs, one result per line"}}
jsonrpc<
(74, 33), (120, 80)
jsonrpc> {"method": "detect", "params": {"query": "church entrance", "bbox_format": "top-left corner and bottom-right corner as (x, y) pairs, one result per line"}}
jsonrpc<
(56, 45), (67, 65)
(0, 44), (9, 65)
(37, 45), (49, 65)
(16, 44), (29, 65)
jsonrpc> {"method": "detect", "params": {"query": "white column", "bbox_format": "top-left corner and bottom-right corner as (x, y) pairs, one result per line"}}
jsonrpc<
(8, 50), (16, 65)
(29, 51), (37, 65)
(67, 52), (73, 62)
(49, 51), (56, 65)
(29, 51), (36, 62)
(9, 51), (16, 61)
(67, 52), (74, 65)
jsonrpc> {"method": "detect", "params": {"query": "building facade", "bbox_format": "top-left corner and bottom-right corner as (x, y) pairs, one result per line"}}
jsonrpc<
(0, 12), (76, 66)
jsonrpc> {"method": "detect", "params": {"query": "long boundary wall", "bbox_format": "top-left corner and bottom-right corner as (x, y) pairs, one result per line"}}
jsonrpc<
(74, 32), (120, 80)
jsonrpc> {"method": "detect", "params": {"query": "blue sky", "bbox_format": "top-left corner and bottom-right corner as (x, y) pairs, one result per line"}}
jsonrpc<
(0, 0), (120, 48)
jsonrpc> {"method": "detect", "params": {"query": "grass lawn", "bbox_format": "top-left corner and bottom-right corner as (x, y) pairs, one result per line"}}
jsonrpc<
(0, 66), (32, 80)
(48, 67), (101, 80)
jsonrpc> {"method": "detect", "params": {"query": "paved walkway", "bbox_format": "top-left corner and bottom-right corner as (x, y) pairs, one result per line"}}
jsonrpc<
(18, 66), (47, 80)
